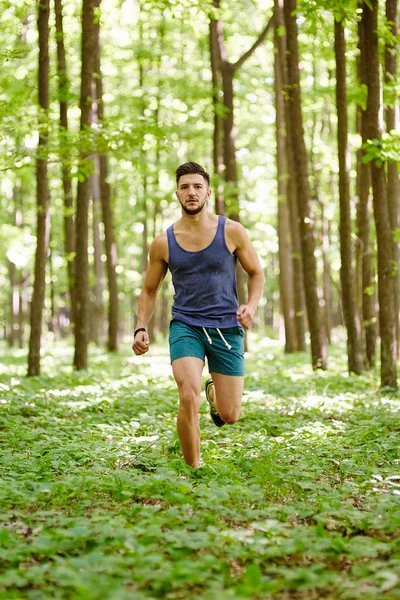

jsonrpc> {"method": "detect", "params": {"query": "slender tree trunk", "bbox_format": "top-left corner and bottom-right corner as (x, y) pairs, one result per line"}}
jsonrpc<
(8, 183), (23, 347)
(284, 0), (326, 369)
(91, 167), (105, 345)
(8, 261), (17, 347)
(275, 0), (306, 351)
(309, 102), (333, 345)
(274, 14), (296, 353)
(74, 0), (99, 370)
(363, 0), (397, 388)
(92, 12), (119, 351)
(209, 6), (224, 215)
(334, 19), (363, 374)
(27, 0), (50, 376)
(54, 0), (76, 327)
(356, 4), (377, 368)
(385, 0), (399, 357)
(317, 199), (333, 343)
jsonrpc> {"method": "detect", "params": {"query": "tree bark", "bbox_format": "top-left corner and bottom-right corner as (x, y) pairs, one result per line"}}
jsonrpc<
(8, 182), (24, 348)
(275, 0), (306, 351)
(27, 0), (50, 376)
(74, 0), (99, 370)
(274, 12), (296, 353)
(91, 165), (106, 345)
(385, 0), (399, 357)
(54, 0), (76, 327)
(209, 6), (224, 215)
(92, 11), (119, 351)
(356, 8), (377, 367)
(363, 0), (397, 388)
(334, 18), (363, 374)
(283, 0), (326, 369)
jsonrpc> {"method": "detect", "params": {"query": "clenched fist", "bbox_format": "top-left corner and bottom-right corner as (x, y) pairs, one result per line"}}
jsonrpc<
(236, 304), (255, 330)
(132, 330), (150, 355)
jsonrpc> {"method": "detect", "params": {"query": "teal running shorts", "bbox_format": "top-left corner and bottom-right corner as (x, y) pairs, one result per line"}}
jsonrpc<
(169, 319), (245, 376)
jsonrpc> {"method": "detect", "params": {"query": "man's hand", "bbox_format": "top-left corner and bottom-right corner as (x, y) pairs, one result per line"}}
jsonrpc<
(132, 330), (150, 355)
(236, 304), (255, 330)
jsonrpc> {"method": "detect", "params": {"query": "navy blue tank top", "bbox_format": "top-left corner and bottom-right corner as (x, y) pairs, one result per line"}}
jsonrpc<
(166, 216), (239, 328)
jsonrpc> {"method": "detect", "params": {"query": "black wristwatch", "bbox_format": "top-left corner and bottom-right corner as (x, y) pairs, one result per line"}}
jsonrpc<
(134, 327), (147, 338)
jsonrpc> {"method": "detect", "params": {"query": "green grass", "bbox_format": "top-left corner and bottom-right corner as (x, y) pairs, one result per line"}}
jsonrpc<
(0, 335), (399, 599)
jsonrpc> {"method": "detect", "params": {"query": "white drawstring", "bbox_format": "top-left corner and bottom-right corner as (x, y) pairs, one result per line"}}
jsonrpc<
(202, 327), (213, 345)
(202, 327), (232, 350)
(216, 328), (232, 350)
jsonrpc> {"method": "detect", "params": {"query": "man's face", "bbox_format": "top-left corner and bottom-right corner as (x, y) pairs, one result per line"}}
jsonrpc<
(176, 174), (211, 215)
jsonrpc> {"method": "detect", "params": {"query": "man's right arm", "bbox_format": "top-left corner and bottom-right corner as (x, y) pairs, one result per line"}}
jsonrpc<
(132, 234), (168, 355)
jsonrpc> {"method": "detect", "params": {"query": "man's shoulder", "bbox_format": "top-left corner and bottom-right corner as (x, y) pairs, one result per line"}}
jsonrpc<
(225, 218), (247, 241)
(150, 232), (168, 262)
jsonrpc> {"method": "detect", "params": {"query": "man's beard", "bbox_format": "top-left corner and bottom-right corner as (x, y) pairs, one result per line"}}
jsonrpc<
(181, 199), (206, 215)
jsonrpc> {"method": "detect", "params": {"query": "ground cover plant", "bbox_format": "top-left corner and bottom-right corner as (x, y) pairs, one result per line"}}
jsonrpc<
(0, 336), (400, 599)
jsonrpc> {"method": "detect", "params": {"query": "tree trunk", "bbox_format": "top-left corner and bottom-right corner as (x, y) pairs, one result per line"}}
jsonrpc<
(54, 0), (76, 327)
(74, 0), (99, 370)
(318, 199), (333, 344)
(385, 0), (399, 357)
(93, 12), (119, 351)
(8, 182), (23, 347)
(363, 0), (397, 388)
(91, 169), (105, 345)
(27, 0), (50, 376)
(356, 4), (377, 368)
(309, 103), (333, 345)
(275, 0), (306, 351)
(283, 0), (326, 369)
(334, 18), (363, 374)
(209, 6), (225, 215)
(274, 14), (296, 353)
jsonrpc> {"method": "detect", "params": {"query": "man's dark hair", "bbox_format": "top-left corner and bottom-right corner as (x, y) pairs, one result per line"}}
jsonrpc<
(176, 162), (210, 187)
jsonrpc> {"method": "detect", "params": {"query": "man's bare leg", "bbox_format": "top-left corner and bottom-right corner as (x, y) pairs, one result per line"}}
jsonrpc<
(208, 373), (244, 424)
(172, 357), (204, 468)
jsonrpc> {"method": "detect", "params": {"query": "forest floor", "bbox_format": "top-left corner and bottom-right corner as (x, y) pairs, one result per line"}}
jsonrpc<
(0, 334), (400, 600)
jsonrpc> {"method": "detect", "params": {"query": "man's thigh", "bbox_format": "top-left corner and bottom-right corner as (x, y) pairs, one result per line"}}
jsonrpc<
(209, 372), (244, 417)
(172, 357), (204, 397)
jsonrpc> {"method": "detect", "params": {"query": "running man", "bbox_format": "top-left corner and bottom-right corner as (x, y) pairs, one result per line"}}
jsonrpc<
(132, 162), (264, 468)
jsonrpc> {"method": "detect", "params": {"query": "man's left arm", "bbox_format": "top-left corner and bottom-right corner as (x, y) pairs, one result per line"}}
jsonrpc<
(232, 223), (265, 330)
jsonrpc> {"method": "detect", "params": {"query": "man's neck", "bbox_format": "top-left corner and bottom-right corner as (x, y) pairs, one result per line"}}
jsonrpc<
(179, 210), (216, 229)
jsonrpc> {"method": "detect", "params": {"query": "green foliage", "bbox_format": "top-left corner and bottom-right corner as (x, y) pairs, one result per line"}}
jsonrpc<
(362, 133), (400, 167)
(0, 338), (400, 598)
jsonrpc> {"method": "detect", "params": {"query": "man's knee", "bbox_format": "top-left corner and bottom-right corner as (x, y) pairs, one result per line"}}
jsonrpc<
(219, 409), (239, 425)
(178, 384), (201, 417)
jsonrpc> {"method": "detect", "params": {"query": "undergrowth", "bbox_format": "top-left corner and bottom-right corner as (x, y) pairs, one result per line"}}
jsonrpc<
(0, 335), (399, 599)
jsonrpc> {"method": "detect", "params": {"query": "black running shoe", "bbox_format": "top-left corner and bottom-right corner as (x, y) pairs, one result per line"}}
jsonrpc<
(205, 378), (225, 427)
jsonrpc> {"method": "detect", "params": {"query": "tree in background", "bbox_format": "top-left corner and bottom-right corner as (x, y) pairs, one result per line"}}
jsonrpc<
(274, 0), (306, 352)
(274, 0), (296, 353)
(284, 0), (327, 369)
(55, 0), (76, 329)
(384, 0), (399, 357)
(210, 0), (273, 218)
(356, 2), (377, 368)
(334, 13), (363, 374)
(93, 7), (119, 351)
(74, 0), (100, 370)
(362, 0), (397, 389)
(27, 0), (50, 376)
